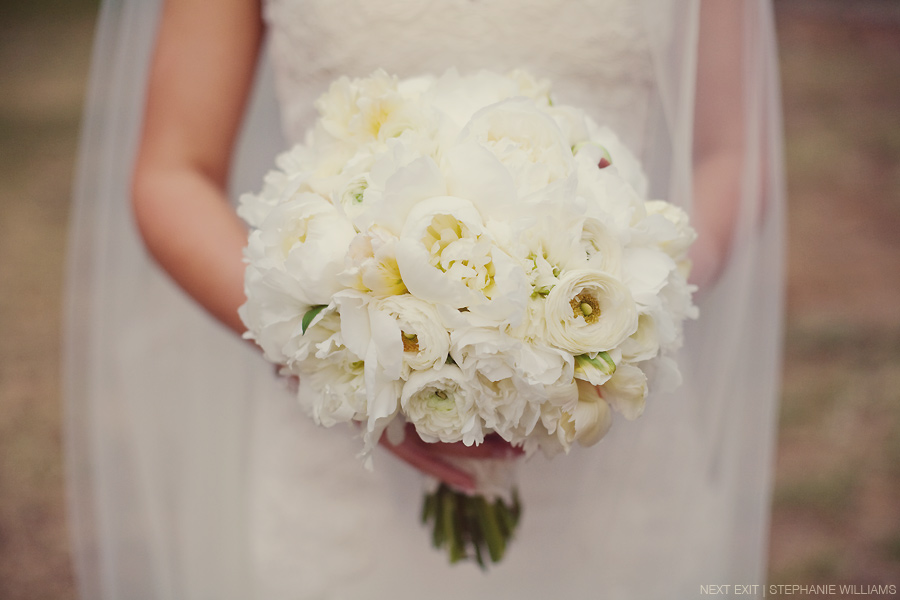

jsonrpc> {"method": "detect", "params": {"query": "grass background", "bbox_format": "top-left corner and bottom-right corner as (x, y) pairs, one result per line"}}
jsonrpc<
(1, 0), (899, 597)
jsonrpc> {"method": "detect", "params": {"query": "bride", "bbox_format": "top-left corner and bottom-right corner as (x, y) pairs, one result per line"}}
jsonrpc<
(65, 0), (784, 598)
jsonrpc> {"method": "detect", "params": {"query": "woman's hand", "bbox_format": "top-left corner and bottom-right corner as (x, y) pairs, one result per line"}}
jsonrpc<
(380, 424), (523, 492)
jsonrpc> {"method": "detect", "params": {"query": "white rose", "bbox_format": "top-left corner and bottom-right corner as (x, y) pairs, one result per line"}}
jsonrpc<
(600, 363), (648, 421)
(401, 366), (484, 445)
(544, 269), (638, 354)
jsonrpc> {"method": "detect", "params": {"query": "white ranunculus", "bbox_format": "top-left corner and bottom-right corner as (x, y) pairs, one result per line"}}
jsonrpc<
(544, 269), (638, 354)
(376, 294), (451, 374)
(401, 366), (484, 445)
(600, 363), (648, 421)
(294, 327), (368, 428)
(555, 379), (613, 451)
(450, 326), (571, 389)
(470, 374), (538, 443)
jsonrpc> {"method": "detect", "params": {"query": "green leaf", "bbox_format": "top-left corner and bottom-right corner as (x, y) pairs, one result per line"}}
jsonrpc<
(301, 305), (327, 334)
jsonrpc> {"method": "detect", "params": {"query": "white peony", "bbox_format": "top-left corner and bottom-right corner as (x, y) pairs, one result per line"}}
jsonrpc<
(315, 69), (428, 144)
(340, 226), (407, 297)
(395, 195), (528, 324)
(256, 192), (357, 305)
(458, 98), (575, 196)
(376, 294), (451, 374)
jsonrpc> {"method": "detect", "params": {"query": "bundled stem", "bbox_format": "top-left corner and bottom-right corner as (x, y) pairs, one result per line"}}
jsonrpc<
(421, 483), (522, 569)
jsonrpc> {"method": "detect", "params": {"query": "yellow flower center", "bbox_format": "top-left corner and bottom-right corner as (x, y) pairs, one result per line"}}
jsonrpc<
(402, 331), (419, 353)
(570, 293), (600, 324)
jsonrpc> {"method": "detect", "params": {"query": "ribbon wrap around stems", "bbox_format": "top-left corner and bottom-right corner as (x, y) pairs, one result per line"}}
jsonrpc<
(421, 456), (522, 569)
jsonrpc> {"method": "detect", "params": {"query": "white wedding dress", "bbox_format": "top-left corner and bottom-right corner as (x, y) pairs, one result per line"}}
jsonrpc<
(65, 1), (785, 599)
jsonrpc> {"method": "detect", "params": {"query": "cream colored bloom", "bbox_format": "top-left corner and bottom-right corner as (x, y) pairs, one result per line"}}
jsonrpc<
(401, 366), (483, 445)
(580, 217), (624, 277)
(459, 98), (575, 196)
(557, 379), (613, 449)
(544, 269), (638, 354)
(600, 363), (648, 421)
(620, 312), (661, 363)
(340, 226), (407, 297)
(376, 294), (450, 374)
(395, 196), (495, 308)
(315, 69), (427, 144)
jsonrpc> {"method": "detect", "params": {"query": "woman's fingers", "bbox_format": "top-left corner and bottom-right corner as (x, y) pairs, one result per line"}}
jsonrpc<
(380, 424), (524, 490)
(402, 423), (523, 459)
(382, 434), (475, 492)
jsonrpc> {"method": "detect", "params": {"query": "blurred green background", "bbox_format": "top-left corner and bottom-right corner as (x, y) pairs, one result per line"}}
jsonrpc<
(1, 1), (899, 597)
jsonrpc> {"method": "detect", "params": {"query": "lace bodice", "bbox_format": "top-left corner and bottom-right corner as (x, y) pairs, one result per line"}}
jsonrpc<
(264, 0), (655, 155)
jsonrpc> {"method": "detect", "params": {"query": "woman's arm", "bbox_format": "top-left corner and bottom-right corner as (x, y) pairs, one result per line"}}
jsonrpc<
(132, 0), (264, 334)
(131, 0), (508, 483)
(690, 0), (746, 289)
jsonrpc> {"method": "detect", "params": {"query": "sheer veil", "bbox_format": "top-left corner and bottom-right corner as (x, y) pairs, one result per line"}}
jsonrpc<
(64, 0), (784, 597)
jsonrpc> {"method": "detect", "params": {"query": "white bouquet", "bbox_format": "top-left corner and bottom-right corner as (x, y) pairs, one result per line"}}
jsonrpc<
(239, 69), (697, 566)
